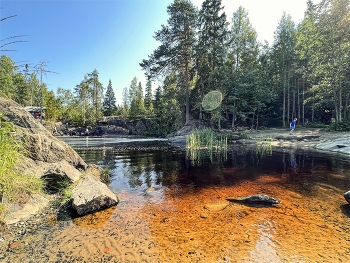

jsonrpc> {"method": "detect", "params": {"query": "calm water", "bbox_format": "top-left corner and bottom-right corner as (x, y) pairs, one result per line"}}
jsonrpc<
(4, 139), (350, 263)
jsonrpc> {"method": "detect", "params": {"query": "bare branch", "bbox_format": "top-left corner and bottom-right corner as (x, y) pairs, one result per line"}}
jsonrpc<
(0, 40), (29, 49)
(0, 15), (17, 22)
(0, 35), (29, 42)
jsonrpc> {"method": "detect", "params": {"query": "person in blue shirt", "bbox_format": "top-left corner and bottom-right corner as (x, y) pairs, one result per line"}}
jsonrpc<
(290, 118), (297, 135)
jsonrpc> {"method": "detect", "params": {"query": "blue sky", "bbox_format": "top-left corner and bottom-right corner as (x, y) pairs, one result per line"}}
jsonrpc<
(1, 0), (319, 104)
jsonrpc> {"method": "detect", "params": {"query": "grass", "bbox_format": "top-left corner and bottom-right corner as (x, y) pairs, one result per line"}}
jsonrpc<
(256, 136), (273, 156)
(186, 128), (228, 165)
(0, 113), (44, 221)
(186, 128), (228, 151)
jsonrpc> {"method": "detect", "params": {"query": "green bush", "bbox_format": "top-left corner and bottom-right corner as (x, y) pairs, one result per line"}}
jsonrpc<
(327, 121), (350, 131)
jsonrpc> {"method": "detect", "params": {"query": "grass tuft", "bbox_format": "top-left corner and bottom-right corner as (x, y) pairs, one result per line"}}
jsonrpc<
(0, 113), (44, 221)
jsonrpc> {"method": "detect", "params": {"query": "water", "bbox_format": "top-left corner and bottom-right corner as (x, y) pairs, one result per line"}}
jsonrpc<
(3, 139), (350, 263)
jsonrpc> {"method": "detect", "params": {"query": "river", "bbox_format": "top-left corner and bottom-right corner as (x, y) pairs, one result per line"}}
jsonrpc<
(3, 137), (350, 262)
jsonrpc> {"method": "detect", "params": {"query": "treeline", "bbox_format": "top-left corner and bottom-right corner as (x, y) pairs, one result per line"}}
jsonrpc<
(1, 0), (350, 135)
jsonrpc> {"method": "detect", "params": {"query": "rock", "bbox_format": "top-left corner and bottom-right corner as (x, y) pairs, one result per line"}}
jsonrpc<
(72, 173), (118, 215)
(42, 160), (82, 184)
(0, 97), (87, 170)
(5, 194), (49, 225)
(226, 194), (281, 205)
(204, 202), (229, 212)
(344, 191), (350, 203)
(316, 138), (350, 154)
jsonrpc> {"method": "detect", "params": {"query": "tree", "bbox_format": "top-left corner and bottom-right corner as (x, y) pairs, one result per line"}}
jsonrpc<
(144, 79), (154, 114)
(272, 12), (297, 127)
(140, 0), (198, 124)
(129, 77), (145, 119)
(225, 6), (260, 128)
(103, 79), (117, 116)
(74, 75), (90, 125)
(195, 0), (227, 124)
(0, 54), (17, 99)
(87, 69), (104, 124)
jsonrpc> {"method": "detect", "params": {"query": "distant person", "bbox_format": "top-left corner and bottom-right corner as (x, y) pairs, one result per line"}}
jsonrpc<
(53, 126), (57, 135)
(85, 128), (89, 136)
(290, 118), (297, 135)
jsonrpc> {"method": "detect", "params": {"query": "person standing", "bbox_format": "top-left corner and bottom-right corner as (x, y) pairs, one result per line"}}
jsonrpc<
(290, 118), (297, 135)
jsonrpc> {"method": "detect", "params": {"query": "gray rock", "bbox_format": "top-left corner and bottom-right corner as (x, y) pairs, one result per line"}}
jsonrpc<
(72, 173), (118, 215)
(42, 160), (81, 183)
(316, 138), (350, 154)
(344, 191), (350, 203)
(226, 194), (281, 205)
(5, 194), (49, 225)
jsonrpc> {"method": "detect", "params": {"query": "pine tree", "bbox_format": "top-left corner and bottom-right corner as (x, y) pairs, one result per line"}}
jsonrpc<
(144, 79), (153, 112)
(196, 0), (228, 127)
(140, 0), (197, 124)
(103, 79), (117, 116)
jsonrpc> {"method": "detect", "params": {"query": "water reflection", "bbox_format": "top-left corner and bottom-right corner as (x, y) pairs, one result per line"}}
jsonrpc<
(5, 143), (350, 262)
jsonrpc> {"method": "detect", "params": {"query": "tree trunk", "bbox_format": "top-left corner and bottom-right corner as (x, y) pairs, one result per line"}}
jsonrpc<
(185, 64), (190, 124)
(287, 72), (290, 124)
(231, 100), (236, 129)
(339, 79), (342, 123)
(283, 70), (286, 127)
(344, 93), (349, 120)
(302, 80), (305, 125)
(297, 78), (300, 121)
(312, 91), (315, 122)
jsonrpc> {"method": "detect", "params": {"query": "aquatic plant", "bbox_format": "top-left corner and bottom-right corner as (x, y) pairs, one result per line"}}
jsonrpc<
(255, 136), (272, 156)
(186, 128), (227, 150)
(186, 128), (228, 165)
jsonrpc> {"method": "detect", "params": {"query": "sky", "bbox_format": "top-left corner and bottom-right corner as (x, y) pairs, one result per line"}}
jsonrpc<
(1, 0), (321, 104)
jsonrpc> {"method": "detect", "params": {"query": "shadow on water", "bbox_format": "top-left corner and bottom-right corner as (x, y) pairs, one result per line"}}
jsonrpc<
(4, 138), (350, 263)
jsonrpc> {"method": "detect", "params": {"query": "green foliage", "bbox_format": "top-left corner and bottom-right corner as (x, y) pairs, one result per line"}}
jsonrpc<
(186, 128), (227, 150)
(256, 136), (272, 156)
(0, 113), (43, 220)
(103, 79), (117, 116)
(140, 0), (197, 123)
(327, 121), (350, 131)
(305, 122), (328, 128)
(129, 77), (146, 119)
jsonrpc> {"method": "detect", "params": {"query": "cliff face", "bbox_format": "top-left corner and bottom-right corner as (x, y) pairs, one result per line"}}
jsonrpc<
(0, 97), (87, 170)
(0, 97), (87, 224)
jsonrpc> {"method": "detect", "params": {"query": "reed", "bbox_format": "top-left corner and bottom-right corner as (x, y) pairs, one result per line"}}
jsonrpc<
(186, 128), (228, 165)
(256, 136), (272, 156)
(186, 128), (228, 151)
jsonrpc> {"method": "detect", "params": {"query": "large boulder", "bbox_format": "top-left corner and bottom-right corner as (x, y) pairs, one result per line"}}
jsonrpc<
(344, 191), (350, 203)
(72, 173), (118, 216)
(0, 97), (87, 223)
(0, 97), (87, 169)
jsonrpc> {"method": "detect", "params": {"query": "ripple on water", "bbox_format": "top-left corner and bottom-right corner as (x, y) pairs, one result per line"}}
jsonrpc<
(3, 149), (350, 262)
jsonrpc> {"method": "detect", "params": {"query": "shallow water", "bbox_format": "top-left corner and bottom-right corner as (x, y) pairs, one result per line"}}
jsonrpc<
(3, 143), (350, 263)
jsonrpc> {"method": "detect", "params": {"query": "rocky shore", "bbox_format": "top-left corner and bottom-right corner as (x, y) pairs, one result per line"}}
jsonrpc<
(168, 126), (350, 154)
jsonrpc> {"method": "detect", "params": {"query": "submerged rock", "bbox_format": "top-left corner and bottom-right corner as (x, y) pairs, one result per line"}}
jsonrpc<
(344, 191), (350, 203)
(72, 173), (119, 216)
(204, 202), (229, 212)
(226, 194), (281, 205)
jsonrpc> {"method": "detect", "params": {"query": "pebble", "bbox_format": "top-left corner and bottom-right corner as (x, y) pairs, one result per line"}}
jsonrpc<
(0, 237), (4, 242)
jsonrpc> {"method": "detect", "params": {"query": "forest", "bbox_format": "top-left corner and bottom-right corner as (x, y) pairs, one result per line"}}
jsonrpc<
(1, 0), (350, 135)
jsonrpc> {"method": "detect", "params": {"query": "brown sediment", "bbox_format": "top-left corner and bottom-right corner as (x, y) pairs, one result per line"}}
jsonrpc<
(3, 172), (350, 263)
